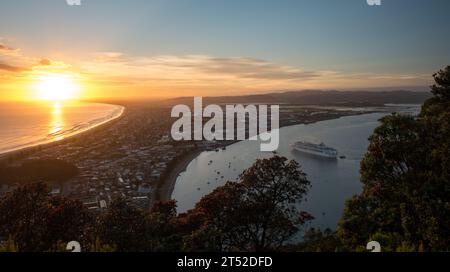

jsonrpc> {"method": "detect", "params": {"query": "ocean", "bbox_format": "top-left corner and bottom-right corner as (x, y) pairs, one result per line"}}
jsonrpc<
(0, 102), (124, 155)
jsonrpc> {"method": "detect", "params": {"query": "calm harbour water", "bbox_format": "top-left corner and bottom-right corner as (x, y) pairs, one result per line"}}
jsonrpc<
(173, 105), (421, 230)
(0, 102), (124, 155)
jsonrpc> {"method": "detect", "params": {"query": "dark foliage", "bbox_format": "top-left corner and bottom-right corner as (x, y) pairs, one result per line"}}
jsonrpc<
(0, 159), (79, 185)
(0, 183), (93, 252)
(179, 156), (313, 252)
(338, 66), (450, 251)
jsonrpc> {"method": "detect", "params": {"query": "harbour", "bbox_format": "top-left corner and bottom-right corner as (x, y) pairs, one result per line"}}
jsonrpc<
(172, 105), (421, 230)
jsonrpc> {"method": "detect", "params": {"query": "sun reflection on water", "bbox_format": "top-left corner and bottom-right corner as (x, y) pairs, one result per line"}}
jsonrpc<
(49, 102), (65, 140)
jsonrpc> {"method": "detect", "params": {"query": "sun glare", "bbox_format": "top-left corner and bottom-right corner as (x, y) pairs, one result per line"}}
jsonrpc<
(35, 73), (79, 101)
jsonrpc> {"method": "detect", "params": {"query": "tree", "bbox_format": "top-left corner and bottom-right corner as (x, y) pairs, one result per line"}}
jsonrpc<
(338, 66), (450, 251)
(146, 200), (182, 251)
(430, 66), (450, 100)
(0, 183), (49, 251)
(88, 238), (117, 252)
(181, 156), (313, 251)
(0, 237), (18, 252)
(0, 183), (93, 252)
(44, 196), (94, 249)
(284, 228), (342, 252)
(96, 198), (148, 252)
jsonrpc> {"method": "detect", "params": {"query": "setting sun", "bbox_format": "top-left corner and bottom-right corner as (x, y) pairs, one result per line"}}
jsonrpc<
(34, 73), (79, 101)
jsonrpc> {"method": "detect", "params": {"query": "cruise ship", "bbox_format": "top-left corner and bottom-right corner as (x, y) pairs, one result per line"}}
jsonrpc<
(292, 141), (338, 159)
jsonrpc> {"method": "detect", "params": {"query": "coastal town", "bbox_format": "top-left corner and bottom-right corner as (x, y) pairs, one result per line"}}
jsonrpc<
(0, 101), (370, 212)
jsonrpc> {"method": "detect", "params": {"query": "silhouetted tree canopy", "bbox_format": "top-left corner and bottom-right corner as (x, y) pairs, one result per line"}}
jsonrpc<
(179, 156), (313, 251)
(338, 66), (450, 251)
(95, 198), (148, 252)
(0, 183), (93, 252)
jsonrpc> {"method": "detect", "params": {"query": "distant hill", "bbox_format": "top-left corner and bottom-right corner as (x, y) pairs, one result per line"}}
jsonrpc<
(166, 90), (432, 107)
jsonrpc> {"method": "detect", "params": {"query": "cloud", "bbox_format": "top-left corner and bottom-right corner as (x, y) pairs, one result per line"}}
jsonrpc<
(0, 43), (20, 56)
(177, 56), (320, 80)
(0, 43), (29, 73)
(77, 53), (431, 98)
(85, 55), (319, 82)
(31, 59), (72, 72)
(0, 62), (28, 72)
(94, 52), (127, 63)
(0, 58), (68, 73)
(0, 41), (71, 75)
(38, 58), (52, 66)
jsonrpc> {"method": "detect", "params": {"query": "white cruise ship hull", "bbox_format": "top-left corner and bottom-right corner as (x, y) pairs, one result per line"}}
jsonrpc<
(291, 141), (338, 159)
(293, 147), (337, 159)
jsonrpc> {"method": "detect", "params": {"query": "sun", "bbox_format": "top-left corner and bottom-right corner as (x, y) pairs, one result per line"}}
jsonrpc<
(35, 73), (79, 101)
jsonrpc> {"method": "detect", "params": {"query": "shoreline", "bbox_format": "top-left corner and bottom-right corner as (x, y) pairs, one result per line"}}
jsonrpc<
(0, 103), (125, 163)
(156, 149), (204, 204)
(158, 111), (376, 203)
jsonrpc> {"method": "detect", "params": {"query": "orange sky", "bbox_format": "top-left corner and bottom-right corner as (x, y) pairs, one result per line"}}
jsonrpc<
(0, 41), (432, 102)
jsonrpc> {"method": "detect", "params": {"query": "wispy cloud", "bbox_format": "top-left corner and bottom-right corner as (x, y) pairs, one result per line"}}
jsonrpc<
(151, 56), (320, 80)
(94, 52), (128, 63)
(0, 43), (20, 56)
(0, 62), (28, 72)
(79, 53), (429, 97)
(84, 55), (320, 86)
(0, 57), (71, 73)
